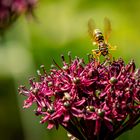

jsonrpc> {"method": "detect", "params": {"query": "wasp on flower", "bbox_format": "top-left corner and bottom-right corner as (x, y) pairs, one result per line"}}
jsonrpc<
(18, 18), (140, 140)
(19, 52), (140, 140)
(88, 17), (116, 61)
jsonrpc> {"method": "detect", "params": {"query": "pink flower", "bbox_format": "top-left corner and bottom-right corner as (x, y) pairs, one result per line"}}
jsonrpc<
(19, 52), (140, 140)
(0, 0), (38, 32)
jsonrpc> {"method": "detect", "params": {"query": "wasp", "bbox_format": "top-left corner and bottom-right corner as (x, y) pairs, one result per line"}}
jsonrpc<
(88, 17), (116, 61)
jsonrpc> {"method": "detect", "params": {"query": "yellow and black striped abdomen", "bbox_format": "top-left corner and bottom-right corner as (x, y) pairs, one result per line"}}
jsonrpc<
(94, 29), (104, 43)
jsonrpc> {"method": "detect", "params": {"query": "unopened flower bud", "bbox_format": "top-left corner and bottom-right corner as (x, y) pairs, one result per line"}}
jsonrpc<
(110, 77), (118, 84)
(64, 101), (70, 108)
(73, 77), (80, 84)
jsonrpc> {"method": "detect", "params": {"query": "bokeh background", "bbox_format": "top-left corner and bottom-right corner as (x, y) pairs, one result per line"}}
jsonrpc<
(0, 0), (140, 140)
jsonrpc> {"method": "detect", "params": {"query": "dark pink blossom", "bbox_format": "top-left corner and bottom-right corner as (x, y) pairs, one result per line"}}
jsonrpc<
(0, 0), (38, 33)
(19, 53), (140, 140)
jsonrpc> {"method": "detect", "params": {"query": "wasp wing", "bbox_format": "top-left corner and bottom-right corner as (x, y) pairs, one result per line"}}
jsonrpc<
(104, 17), (112, 43)
(88, 18), (96, 43)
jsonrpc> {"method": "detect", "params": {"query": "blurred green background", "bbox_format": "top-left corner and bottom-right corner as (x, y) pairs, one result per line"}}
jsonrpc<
(0, 0), (140, 140)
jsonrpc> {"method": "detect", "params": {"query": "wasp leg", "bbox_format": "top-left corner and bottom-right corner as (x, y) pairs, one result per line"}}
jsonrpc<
(105, 53), (112, 62)
(92, 49), (101, 62)
(108, 44), (117, 50)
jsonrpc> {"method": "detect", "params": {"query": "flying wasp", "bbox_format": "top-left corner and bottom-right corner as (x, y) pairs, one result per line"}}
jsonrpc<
(88, 17), (116, 61)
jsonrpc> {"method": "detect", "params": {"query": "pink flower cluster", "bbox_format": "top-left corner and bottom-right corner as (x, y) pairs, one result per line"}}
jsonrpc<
(0, 0), (37, 31)
(19, 53), (140, 140)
